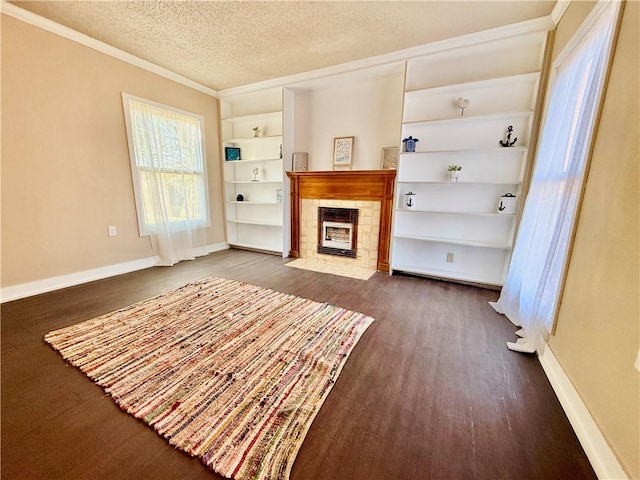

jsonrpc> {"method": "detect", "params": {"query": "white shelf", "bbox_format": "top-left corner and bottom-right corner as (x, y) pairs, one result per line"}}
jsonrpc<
(221, 110), (281, 123)
(223, 135), (283, 144)
(397, 180), (520, 186)
(399, 146), (527, 156)
(228, 241), (281, 253)
(395, 209), (515, 217)
(404, 72), (540, 97)
(227, 201), (283, 206)
(392, 263), (504, 287)
(228, 219), (283, 227)
(220, 92), (284, 255)
(402, 110), (533, 128)
(393, 233), (512, 249)
(224, 158), (282, 164)
(392, 31), (544, 286)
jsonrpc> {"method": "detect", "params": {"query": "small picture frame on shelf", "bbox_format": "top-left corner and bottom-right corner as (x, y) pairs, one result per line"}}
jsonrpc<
(333, 136), (354, 168)
(225, 147), (241, 161)
(381, 147), (398, 170)
(292, 152), (308, 171)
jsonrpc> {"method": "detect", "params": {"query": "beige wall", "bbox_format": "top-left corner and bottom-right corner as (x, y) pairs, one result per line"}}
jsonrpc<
(548, 2), (639, 478)
(1, 15), (225, 287)
(294, 73), (404, 171)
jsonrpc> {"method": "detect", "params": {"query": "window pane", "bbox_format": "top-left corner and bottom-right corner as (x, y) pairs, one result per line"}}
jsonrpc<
(123, 94), (209, 235)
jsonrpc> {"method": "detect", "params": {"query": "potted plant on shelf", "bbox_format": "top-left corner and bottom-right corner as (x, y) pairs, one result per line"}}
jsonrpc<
(447, 164), (462, 182)
(252, 126), (262, 138)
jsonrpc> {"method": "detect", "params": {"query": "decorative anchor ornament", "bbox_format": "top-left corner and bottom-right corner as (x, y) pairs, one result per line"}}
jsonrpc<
(499, 125), (518, 147)
(404, 191), (416, 209)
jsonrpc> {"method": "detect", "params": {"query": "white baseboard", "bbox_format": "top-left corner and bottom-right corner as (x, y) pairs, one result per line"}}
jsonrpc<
(206, 242), (228, 255)
(1, 242), (228, 303)
(538, 344), (628, 480)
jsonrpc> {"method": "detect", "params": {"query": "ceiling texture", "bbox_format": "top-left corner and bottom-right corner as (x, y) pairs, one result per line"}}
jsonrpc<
(9, 1), (555, 92)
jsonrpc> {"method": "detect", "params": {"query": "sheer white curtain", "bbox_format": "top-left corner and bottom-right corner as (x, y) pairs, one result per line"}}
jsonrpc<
(490, 1), (620, 353)
(123, 95), (209, 266)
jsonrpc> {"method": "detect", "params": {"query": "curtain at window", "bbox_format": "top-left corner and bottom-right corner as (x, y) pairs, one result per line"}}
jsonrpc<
(124, 96), (209, 266)
(490, 1), (620, 353)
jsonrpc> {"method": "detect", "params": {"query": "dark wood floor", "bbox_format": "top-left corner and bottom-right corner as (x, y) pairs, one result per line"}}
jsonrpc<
(1, 249), (596, 480)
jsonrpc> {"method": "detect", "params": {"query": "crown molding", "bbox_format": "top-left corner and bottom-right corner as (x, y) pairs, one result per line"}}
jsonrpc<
(551, 1), (572, 25)
(0, 1), (218, 97)
(2, 0), (556, 100)
(219, 15), (555, 97)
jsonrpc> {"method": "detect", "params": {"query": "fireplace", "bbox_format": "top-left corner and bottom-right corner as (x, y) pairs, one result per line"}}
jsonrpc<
(286, 170), (396, 272)
(318, 207), (358, 258)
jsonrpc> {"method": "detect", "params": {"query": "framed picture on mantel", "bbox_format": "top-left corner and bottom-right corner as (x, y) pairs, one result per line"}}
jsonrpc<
(333, 136), (354, 169)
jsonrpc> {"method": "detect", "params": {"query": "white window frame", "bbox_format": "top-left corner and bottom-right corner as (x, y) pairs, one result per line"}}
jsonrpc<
(536, 0), (622, 334)
(121, 93), (210, 236)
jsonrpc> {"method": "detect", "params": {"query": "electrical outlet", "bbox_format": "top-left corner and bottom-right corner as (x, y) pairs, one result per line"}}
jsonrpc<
(446, 252), (454, 263)
(108, 225), (117, 237)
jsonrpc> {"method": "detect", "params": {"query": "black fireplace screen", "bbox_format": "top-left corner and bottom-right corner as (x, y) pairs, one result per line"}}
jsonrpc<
(317, 207), (359, 258)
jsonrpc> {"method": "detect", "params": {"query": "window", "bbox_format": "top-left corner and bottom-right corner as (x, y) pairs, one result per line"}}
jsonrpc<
(122, 94), (209, 236)
(491, 0), (621, 352)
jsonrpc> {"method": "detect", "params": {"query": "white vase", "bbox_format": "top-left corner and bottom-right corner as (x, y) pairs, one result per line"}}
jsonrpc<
(448, 172), (459, 182)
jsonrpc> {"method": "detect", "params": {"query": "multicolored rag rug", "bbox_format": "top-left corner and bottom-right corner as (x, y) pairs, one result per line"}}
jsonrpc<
(45, 277), (373, 480)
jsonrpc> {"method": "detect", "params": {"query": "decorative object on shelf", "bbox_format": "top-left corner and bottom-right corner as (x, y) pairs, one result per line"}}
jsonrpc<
(292, 152), (308, 171)
(447, 164), (462, 182)
(236, 193), (244, 202)
(402, 136), (419, 152)
(275, 188), (283, 204)
(457, 97), (470, 116)
(499, 125), (518, 147)
(333, 136), (354, 167)
(225, 147), (241, 161)
(381, 147), (399, 170)
(279, 144), (283, 159)
(403, 191), (416, 209)
(497, 193), (517, 215)
(252, 167), (259, 182)
(252, 126), (262, 137)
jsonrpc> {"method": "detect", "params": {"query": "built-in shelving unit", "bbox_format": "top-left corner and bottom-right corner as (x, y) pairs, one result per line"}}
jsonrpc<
(390, 31), (548, 286)
(220, 89), (284, 254)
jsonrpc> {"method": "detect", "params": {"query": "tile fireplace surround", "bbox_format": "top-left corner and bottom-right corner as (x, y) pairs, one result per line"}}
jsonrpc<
(286, 170), (396, 272)
(302, 199), (378, 270)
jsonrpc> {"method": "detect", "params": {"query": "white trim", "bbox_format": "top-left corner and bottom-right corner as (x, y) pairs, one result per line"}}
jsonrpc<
(206, 242), (228, 254)
(551, 1), (572, 25)
(0, 1), (217, 97)
(219, 16), (555, 97)
(538, 344), (628, 480)
(0, 256), (158, 303)
(553, 0), (621, 68)
(0, 242), (228, 303)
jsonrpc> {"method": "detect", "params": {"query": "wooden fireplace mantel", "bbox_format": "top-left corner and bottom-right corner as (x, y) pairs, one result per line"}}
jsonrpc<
(287, 170), (396, 272)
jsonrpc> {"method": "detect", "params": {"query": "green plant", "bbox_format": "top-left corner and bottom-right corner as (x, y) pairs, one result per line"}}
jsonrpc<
(447, 164), (462, 171)
(252, 126), (261, 134)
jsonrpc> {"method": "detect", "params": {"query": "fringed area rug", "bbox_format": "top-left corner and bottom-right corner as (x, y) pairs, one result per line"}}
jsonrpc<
(45, 277), (374, 480)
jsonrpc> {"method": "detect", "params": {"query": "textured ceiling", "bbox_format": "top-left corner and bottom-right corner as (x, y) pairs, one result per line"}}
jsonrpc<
(10, 1), (555, 92)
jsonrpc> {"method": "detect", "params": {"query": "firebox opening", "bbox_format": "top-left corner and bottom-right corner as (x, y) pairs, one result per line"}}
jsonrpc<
(317, 207), (358, 258)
